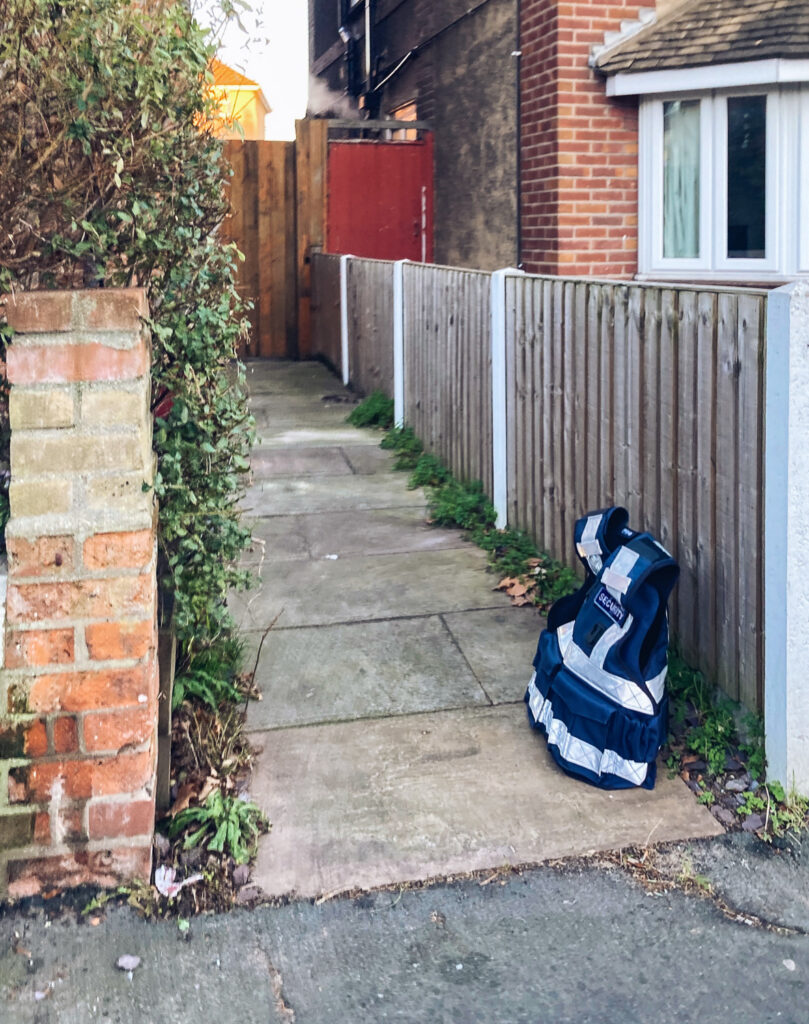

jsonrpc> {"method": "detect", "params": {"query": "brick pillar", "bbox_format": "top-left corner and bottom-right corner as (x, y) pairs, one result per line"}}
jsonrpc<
(520, 0), (641, 277)
(0, 289), (158, 898)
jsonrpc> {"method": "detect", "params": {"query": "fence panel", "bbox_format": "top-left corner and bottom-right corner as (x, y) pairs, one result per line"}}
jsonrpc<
(224, 139), (296, 358)
(310, 253), (343, 371)
(330, 260), (766, 708)
(403, 264), (493, 496)
(505, 276), (766, 708)
(347, 258), (395, 397)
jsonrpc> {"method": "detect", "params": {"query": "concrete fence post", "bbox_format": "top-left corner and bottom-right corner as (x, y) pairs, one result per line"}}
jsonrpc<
(491, 268), (523, 530)
(764, 280), (809, 793)
(339, 254), (352, 387)
(0, 288), (159, 898)
(393, 259), (408, 428)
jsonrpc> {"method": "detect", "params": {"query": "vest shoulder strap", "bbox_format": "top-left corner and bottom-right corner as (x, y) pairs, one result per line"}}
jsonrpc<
(599, 533), (679, 608)
(574, 506), (630, 577)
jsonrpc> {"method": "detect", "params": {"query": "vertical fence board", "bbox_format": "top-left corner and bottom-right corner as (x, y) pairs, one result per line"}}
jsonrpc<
(674, 292), (698, 665)
(715, 292), (740, 698)
(310, 253), (342, 370)
(737, 294), (765, 711)
(224, 140), (297, 358)
(696, 291), (718, 678)
(641, 289), (661, 535)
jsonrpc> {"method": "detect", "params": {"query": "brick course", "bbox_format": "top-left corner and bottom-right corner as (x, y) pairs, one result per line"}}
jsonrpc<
(520, 0), (641, 277)
(0, 288), (158, 898)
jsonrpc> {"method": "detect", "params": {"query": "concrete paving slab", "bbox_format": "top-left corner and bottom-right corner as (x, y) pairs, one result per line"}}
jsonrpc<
(304, 507), (468, 559)
(248, 703), (723, 899)
(255, 424), (382, 448)
(241, 515), (310, 565)
(442, 607), (542, 704)
(341, 443), (397, 475)
(229, 547), (508, 630)
(246, 617), (488, 731)
(245, 359), (340, 396)
(249, 446), (353, 480)
(251, 407), (355, 432)
(240, 473), (426, 517)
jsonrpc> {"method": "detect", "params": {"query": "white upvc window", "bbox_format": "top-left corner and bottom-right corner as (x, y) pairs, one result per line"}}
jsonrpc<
(639, 85), (808, 281)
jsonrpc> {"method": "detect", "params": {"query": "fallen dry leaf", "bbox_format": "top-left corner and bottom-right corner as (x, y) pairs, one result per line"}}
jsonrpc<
(168, 782), (195, 818)
(197, 776), (218, 804)
(511, 595), (532, 607)
(495, 576), (519, 591)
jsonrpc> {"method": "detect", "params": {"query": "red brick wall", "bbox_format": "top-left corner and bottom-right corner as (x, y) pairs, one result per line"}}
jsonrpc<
(520, 1), (641, 277)
(0, 289), (158, 898)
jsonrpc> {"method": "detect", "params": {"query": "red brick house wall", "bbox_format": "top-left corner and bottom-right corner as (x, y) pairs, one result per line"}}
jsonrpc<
(520, 1), (643, 277)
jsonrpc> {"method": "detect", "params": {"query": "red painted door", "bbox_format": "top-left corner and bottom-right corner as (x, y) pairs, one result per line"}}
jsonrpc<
(326, 135), (434, 262)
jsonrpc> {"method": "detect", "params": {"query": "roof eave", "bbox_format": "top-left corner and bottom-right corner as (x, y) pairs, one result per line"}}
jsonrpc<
(606, 57), (809, 96)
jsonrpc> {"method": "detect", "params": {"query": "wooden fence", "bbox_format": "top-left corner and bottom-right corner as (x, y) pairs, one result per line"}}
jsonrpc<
(311, 253), (342, 371)
(504, 278), (765, 710)
(311, 253), (767, 710)
(404, 264), (494, 498)
(347, 259), (395, 397)
(224, 140), (297, 358)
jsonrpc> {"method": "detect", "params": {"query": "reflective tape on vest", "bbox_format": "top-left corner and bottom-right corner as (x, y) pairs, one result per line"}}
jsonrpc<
(526, 676), (649, 787)
(558, 619), (658, 716)
(576, 513), (605, 574)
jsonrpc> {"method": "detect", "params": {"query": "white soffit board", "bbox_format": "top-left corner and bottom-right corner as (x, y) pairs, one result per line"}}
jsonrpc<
(607, 59), (809, 96)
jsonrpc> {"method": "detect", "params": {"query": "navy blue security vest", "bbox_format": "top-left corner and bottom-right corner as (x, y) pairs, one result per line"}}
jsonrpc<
(525, 507), (679, 790)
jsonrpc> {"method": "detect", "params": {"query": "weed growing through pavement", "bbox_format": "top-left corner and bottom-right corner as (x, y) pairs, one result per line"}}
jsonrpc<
(168, 789), (268, 865)
(346, 390), (394, 429)
(172, 636), (249, 710)
(666, 651), (808, 843)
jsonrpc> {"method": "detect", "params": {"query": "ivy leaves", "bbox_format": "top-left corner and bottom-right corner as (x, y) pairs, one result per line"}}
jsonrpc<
(0, 0), (254, 646)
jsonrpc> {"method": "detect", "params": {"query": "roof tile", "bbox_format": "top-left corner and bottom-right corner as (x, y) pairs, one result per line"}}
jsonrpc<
(596, 0), (809, 74)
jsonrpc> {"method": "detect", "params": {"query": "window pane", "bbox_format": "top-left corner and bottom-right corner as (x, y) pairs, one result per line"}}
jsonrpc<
(663, 100), (700, 259)
(727, 96), (766, 259)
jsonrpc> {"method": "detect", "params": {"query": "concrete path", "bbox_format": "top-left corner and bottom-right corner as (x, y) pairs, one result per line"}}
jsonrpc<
(239, 360), (721, 901)
(3, 843), (809, 1024)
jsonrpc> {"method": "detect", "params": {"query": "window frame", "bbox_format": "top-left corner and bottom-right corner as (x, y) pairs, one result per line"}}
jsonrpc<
(639, 86), (806, 281)
(713, 90), (778, 274)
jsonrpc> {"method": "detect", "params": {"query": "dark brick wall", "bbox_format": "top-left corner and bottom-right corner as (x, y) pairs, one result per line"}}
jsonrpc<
(309, 0), (519, 271)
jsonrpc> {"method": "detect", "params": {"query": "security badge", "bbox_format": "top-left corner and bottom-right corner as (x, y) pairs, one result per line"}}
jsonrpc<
(594, 585), (627, 627)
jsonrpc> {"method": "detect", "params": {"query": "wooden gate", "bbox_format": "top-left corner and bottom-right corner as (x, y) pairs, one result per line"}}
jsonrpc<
(224, 120), (433, 359)
(224, 140), (297, 358)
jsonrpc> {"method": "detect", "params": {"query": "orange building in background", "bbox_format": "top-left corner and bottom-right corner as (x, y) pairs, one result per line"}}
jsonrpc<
(209, 58), (270, 141)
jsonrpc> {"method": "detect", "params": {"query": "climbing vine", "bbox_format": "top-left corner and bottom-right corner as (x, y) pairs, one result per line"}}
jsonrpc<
(0, 0), (254, 643)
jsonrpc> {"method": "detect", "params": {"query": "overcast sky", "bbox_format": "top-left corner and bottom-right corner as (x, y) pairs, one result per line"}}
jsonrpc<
(197, 0), (309, 140)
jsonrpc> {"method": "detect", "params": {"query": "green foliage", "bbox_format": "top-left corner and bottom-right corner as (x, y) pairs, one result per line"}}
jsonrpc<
(740, 713), (766, 781)
(347, 391), (394, 429)
(381, 425), (425, 470)
(475, 527), (538, 577)
(172, 636), (245, 710)
(408, 453), (451, 489)
(740, 781), (809, 842)
(168, 789), (268, 864)
(686, 698), (737, 777)
(0, 0), (254, 645)
(429, 478), (497, 532)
